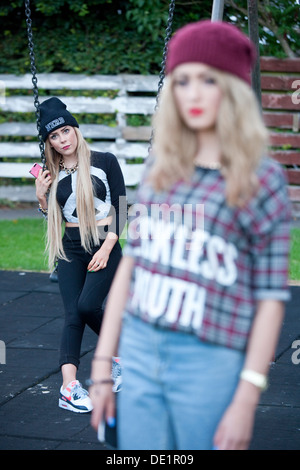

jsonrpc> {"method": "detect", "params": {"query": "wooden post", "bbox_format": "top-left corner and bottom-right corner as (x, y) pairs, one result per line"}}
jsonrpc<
(211, 0), (224, 21)
(247, 0), (262, 106)
(211, 0), (262, 107)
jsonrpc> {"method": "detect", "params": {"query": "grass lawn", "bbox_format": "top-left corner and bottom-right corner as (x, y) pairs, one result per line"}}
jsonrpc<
(0, 218), (48, 272)
(289, 227), (300, 282)
(0, 218), (299, 281)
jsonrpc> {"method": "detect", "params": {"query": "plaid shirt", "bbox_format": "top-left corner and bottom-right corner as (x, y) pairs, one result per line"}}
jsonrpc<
(123, 157), (291, 351)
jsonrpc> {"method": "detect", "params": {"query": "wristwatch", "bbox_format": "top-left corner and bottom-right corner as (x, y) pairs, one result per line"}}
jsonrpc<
(240, 369), (268, 391)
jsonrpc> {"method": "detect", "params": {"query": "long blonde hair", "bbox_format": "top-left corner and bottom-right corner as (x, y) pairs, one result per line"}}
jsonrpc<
(148, 68), (269, 206)
(45, 128), (98, 269)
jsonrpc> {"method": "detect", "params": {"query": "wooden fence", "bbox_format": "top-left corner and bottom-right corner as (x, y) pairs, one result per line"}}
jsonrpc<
(0, 57), (299, 213)
(260, 57), (300, 217)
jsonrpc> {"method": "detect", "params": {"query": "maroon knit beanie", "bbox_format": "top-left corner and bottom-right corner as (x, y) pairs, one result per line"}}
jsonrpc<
(166, 20), (256, 85)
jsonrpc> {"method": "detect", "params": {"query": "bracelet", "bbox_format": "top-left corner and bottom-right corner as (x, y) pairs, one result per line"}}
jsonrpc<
(92, 356), (112, 362)
(86, 378), (114, 387)
(240, 369), (268, 391)
(38, 203), (48, 216)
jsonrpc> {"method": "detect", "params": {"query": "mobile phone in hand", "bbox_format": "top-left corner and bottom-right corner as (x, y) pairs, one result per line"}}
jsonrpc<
(29, 163), (43, 178)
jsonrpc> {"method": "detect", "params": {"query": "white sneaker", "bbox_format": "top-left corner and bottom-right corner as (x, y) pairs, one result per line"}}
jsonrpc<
(59, 380), (93, 413)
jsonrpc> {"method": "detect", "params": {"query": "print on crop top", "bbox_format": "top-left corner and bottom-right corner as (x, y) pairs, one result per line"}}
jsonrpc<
(124, 157), (291, 351)
(56, 151), (129, 228)
(56, 167), (111, 223)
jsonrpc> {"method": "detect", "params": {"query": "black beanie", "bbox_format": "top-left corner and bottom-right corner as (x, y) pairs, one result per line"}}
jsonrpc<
(39, 97), (79, 142)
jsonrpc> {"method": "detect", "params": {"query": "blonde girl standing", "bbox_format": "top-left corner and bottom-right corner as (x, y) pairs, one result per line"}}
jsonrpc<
(90, 21), (291, 449)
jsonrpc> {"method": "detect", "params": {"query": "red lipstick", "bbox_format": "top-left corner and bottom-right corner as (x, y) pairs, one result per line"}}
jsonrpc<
(189, 108), (203, 116)
(62, 145), (70, 150)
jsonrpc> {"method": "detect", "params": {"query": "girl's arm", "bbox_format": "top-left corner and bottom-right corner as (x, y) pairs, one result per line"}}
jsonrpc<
(214, 299), (284, 450)
(87, 152), (127, 272)
(90, 255), (134, 430)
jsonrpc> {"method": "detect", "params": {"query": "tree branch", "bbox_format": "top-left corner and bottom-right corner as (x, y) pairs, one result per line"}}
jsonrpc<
(225, 0), (297, 58)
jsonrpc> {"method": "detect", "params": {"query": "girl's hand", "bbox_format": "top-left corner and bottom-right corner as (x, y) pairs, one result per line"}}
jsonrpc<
(213, 400), (256, 450)
(89, 358), (116, 432)
(35, 168), (52, 201)
(88, 245), (110, 272)
(90, 381), (116, 432)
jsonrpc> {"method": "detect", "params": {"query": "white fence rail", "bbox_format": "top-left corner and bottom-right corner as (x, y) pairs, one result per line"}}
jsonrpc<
(1, 71), (299, 217)
(0, 73), (159, 203)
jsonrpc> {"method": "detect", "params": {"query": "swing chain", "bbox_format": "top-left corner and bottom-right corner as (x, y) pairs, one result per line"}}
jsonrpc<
(156, 0), (176, 104)
(149, 0), (176, 152)
(24, 0), (46, 168)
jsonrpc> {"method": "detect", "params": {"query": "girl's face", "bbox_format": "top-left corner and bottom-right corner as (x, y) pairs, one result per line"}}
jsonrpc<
(48, 126), (78, 159)
(172, 63), (223, 132)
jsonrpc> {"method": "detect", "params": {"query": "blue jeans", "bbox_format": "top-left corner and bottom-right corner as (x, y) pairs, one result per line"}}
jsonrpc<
(118, 314), (245, 450)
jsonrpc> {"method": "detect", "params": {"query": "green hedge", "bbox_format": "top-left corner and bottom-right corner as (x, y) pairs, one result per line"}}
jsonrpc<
(0, 0), (298, 75)
(1, 0), (210, 75)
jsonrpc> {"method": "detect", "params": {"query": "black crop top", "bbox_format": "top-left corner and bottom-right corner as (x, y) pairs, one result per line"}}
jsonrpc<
(56, 151), (127, 237)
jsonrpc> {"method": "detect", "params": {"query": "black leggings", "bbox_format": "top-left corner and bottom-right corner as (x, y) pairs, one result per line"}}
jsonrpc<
(57, 227), (122, 369)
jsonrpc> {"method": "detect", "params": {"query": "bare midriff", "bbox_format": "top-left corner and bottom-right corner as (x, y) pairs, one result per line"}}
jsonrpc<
(65, 215), (113, 228)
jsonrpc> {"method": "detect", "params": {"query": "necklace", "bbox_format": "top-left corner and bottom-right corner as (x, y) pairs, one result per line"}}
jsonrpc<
(59, 157), (78, 175)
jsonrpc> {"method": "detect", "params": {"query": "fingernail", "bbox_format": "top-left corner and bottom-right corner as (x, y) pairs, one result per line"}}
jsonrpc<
(107, 416), (116, 428)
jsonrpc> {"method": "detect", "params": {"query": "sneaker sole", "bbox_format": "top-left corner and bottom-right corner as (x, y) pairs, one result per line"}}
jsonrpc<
(58, 398), (93, 413)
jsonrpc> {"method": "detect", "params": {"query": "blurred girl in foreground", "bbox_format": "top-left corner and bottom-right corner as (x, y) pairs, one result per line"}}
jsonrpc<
(89, 20), (291, 449)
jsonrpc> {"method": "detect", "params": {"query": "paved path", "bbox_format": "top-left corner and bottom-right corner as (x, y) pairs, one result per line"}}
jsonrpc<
(0, 206), (40, 220)
(0, 271), (106, 450)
